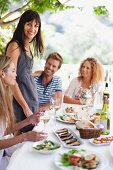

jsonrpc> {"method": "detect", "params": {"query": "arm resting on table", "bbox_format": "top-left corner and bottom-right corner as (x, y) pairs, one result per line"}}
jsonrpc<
(63, 95), (81, 104)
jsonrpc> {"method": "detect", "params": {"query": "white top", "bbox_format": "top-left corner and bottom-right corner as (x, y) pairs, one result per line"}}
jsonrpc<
(65, 77), (103, 99)
(65, 77), (81, 99)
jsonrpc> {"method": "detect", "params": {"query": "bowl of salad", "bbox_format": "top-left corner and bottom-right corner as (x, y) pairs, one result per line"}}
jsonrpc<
(33, 140), (61, 154)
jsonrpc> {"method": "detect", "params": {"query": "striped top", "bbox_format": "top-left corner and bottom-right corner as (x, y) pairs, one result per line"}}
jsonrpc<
(34, 75), (62, 105)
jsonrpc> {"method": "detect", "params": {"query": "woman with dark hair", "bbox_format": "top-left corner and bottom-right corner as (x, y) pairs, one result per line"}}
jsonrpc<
(63, 57), (104, 104)
(5, 10), (44, 132)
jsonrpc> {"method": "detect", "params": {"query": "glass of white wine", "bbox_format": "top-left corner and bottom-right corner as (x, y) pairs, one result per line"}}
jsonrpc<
(50, 95), (61, 128)
(80, 87), (95, 120)
(40, 111), (50, 131)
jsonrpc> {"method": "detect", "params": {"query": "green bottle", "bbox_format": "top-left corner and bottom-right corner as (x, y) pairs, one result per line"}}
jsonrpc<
(100, 95), (110, 135)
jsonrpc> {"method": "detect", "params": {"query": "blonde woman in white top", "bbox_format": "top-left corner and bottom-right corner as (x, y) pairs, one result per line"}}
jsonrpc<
(0, 56), (47, 170)
(64, 57), (104, 104)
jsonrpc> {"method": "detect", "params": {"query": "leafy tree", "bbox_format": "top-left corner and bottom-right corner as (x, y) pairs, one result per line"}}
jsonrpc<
(0, 0), (109, 27)
(0, 0), (72, 55)
(0, 0), (110, 60)
(0, 0), (72, 27)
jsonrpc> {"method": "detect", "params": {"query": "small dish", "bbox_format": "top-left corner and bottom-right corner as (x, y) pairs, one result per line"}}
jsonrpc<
(89, 136), (113, 146)
(56, 114), (77, 124)
(33, 140), (61, 154)
(54, 128), (83, 148)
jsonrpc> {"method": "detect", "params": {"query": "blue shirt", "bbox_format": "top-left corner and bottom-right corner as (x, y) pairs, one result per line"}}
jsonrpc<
(34, 75), (62, 105)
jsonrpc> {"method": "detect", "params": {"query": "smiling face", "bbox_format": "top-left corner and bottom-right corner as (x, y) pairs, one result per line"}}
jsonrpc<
(81, 61), (92, 79)
(24, 19), (39, 42)
(44, 58), (60, 77)
(3, 62), (16, 86)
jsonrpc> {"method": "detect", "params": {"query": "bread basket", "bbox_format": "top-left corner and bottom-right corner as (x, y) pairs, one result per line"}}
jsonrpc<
(76, 120), (103, 139)
(78, 128), (102, 139)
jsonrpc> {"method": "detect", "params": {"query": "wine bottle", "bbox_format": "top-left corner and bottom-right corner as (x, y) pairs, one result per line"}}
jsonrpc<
(103, 82), (109, 106)
(100, 95), (110, 135)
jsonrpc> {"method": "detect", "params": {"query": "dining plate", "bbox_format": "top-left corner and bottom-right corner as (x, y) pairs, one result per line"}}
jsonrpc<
(33, 140), (61, 154)
(56, 114), (79, 124)
(56, 107), (96, 123)
(56, 107), (78, 116)
(89, 136), (113, 146)
(54, 128), (83, 148)
(55, 148), (108, 170)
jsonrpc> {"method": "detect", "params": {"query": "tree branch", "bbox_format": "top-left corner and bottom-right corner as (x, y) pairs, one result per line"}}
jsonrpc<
(0, 16), (21, 27)
(1, 2), (29, 21)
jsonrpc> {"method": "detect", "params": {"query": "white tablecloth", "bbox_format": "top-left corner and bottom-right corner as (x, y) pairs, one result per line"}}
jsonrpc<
(6, 104), (113, 170)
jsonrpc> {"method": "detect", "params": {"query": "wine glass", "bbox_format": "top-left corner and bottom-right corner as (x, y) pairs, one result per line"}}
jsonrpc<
(80, 87), (94, 120)
(40, 111), (50, 131)
(50, 95), (61, 128)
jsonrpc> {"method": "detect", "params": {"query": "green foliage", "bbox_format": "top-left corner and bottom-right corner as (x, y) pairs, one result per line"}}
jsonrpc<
(0, 0), (72, 16)
(0, 37), (5, 55)
(93, 6), (109, 16)
(29, 0), (73, 14)
(0, 0), (22, 14)
(0, 0), (10, 14)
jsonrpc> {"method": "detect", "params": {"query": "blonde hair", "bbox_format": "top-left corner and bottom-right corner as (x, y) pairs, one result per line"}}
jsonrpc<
(0, 55), (15, 134)
(78, 57), (104, 83)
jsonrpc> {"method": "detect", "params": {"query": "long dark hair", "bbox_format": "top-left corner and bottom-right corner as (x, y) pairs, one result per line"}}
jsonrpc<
(6, 10), (44, 57)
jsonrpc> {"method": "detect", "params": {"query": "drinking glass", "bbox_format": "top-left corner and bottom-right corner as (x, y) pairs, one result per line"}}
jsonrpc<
(80, 87), (95, 120)
(40, 111), (50, 131)
(50, 95), (61, 128)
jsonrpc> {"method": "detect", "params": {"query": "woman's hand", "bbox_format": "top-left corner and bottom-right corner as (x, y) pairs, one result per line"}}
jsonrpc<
(27, 112), (41, 126)
(25, 131), (47, 142)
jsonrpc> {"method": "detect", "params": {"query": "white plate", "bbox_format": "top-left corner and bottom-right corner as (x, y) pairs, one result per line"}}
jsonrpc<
(54, 128), (83, 148)
(110, 141), (113, 157)
(89, 136), (113, 146)
(57, 107), (78, 116)
(55, 149), (108, 170)
(56, 116), (76, 124)
(33, 140), (61, 154)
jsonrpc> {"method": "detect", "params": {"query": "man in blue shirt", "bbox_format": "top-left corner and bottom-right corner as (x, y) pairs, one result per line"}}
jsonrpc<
(33, 52), (63, 110)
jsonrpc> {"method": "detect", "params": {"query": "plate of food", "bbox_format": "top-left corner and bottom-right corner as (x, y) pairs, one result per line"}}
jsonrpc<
(55, 148), (108, 170)
(33, 140), (61, 154)
(56, 106), (78, 116)
(54, 128), (83, 148)
(56, 114), (79, 124)
(89, 136), (113, 146)
(64, 107), (77, 115)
